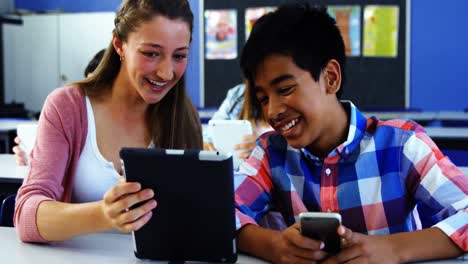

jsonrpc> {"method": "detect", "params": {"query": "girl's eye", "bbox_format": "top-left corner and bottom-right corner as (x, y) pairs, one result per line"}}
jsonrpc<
(174, 54), (187, 60)
(143, 52), (159, 58)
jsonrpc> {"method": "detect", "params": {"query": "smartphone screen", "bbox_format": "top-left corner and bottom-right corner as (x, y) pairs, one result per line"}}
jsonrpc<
(299, 212), (341, 254)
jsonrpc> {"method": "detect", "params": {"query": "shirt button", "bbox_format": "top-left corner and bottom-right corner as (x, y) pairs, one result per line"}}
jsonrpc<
(327, 208), (331, 212)
(325, 168), (331, 176)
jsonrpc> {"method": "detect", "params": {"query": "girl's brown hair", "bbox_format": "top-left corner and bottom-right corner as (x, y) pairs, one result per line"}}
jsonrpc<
(238, 82), (267, 132)
(73, 0), (202, 149)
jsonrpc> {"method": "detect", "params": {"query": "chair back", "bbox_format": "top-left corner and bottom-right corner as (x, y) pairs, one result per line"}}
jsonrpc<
(0, 194), (16, 227)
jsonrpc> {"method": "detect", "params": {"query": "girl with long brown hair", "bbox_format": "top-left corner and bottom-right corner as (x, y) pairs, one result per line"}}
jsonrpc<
(14, 0), (201, 243)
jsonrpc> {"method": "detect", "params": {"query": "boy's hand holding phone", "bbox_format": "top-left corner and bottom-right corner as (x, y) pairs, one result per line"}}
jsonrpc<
(299, 212), (342, 254)
(269, 222), (328, 264)
(321, 225), (400, 264)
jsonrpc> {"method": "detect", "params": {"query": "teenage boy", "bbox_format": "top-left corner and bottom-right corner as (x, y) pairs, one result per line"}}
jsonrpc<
(234, 3), (467, 264)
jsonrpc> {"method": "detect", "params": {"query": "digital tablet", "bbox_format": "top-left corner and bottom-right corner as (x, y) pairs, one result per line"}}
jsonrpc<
(208, 119), (253, 168)
(119, 148), (237, 263)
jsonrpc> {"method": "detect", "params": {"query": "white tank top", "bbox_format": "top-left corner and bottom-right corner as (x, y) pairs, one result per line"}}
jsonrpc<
(72, 97), (121, 203)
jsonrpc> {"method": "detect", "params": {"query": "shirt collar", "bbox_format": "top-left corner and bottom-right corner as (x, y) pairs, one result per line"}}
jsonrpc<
(300, 101), (367, 160)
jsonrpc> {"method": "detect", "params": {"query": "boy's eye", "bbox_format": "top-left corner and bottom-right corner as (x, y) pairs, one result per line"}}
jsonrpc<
(257, 96), (269, 105)
(278, 86), (294, 94)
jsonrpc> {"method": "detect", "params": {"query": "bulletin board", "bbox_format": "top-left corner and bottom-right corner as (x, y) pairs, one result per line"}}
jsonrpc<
(203, 0), (408, 110)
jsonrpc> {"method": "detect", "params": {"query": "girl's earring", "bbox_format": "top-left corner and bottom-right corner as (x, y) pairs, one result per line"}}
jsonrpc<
(120, 56), (125, 61)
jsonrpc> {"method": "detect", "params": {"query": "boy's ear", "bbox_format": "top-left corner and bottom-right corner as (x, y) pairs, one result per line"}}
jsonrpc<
(323, 59), (342, 95)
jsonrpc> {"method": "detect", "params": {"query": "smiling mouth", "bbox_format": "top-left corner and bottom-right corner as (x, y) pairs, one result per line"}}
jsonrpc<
(280, 118), (300, 131)
(145, 77), (168, 89)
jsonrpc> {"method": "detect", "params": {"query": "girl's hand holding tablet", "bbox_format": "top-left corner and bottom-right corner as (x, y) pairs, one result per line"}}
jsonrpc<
(101, 178), (157, 232)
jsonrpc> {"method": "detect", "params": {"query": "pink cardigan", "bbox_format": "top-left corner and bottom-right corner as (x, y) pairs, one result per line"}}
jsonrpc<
(14, 86), (88, 242)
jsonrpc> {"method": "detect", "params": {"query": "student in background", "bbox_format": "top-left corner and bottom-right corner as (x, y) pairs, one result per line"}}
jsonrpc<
(204, 82), (272, 159)
(83, 49), (105, 78)
(204, 82), (286, 230)
(14, 0), (202, 243)
(13, 49), (106, 165)
(234, 3), (466, 263)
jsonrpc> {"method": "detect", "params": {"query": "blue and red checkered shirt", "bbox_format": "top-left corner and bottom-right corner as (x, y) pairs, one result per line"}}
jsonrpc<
(234, 102), (467, 251)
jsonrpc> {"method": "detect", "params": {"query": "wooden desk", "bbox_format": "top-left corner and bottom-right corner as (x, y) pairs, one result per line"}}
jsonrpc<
(0, 227), (465, 263)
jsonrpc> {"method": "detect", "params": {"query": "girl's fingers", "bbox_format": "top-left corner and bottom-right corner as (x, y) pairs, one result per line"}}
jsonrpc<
(242, 134), (257, 141)
(234, 142), (256, 151)
(120, 211), (153, 233)
(12, 145), (24, 155)
(117, 199), (157, 225)
(237, 151), (252, 159)
(12, 146), (27, 165)
(203, 142), (216, 151)
(107, 188), (154, 218)
(17, 157), (27, 166)
(104, 182), (141, 204)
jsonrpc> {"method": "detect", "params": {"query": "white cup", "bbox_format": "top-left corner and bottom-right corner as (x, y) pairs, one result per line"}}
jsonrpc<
(16, 123), (38, 159)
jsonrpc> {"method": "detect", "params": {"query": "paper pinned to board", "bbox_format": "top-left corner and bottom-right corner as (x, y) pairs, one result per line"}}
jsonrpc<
(363, 5), (399, 58)
(328, 5), (361, 57)
(205, 9), (238, 60)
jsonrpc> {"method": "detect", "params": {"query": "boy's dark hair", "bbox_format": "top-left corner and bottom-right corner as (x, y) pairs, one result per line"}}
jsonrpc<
(84, 49), (105, 77)
(240, 3), (346, 99)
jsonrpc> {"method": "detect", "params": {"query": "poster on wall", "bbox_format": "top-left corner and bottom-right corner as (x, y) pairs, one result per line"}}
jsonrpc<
(363, 5), (399, 57)
(205, 9), (237, 60)
(327, 6), (361, 56)
(245, 7), (276, 41)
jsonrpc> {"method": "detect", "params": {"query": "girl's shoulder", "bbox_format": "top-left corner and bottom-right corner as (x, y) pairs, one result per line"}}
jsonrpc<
(45, 86), (86, 109)
(48, 85), (85, 100)
(42, 86), (87, 124)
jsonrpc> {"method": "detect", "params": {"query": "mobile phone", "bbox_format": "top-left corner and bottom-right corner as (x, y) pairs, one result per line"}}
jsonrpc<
(299, 212), (342, 254)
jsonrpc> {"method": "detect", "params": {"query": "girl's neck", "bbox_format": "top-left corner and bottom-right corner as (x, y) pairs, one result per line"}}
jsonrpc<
(88, 72), (149, 128)
(107, 71), (148, 117)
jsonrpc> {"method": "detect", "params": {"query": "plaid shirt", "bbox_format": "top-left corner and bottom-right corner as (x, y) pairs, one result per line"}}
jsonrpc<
(234, 102), (467, 251)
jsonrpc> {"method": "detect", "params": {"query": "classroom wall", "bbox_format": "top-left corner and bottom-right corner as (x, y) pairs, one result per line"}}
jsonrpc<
(14, 0), (120, 12)
(13, 0), (468, 111)
(13, 0), (201, 106)
(410, 0), (468, 111)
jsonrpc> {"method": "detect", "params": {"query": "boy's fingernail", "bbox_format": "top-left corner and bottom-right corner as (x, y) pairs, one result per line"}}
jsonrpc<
(338, 226), (345, 234)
